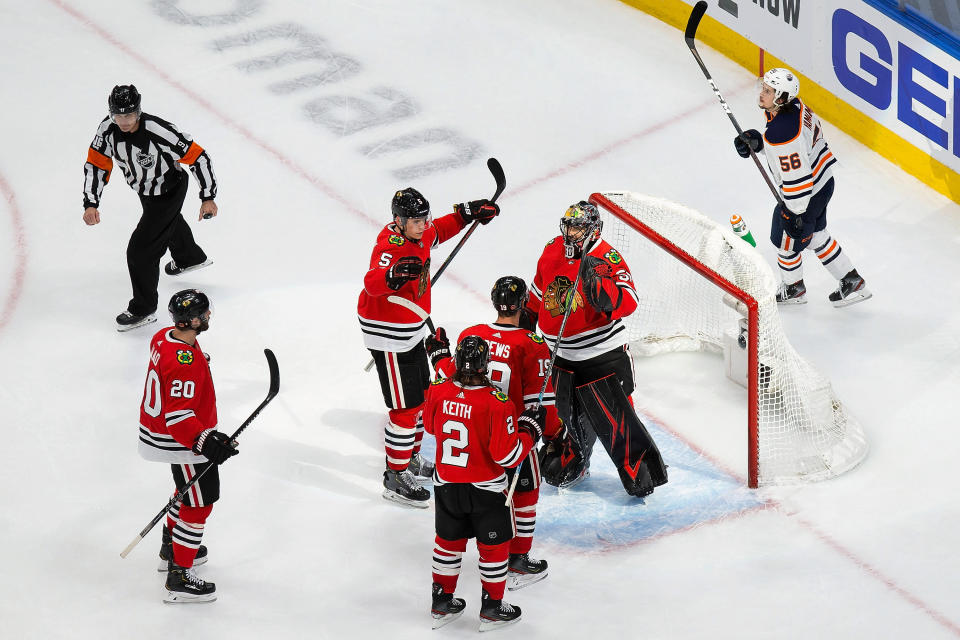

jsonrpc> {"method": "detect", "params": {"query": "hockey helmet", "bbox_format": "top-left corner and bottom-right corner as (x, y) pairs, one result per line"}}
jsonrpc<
(455, 335), (490, 376)
(108, 84), (142, 116)
(169, 289), (211, 327)
(392, 187), (431, 222)
(762, 68), (799, 107)
(491, 276), (528, 314)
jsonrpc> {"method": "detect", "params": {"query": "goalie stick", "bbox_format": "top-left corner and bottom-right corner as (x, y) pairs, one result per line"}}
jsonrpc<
(684, 1), (785, 207)
(364, 158), (507, 372)
(120, 348), (280, 559)
(504, 222), (598, 506)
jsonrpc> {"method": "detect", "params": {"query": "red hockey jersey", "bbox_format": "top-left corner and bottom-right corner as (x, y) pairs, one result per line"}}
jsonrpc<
(423, 378), (532, 492)
(527, 237), (638, 361)
(436, 324), (561, 440)
(358, 213), (466, 352)
(139, 328), (218, 463)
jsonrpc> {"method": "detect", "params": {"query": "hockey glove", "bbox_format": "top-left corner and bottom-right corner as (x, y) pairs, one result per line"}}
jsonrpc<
(424, 327), (451, 369)
(193, 429), (239, 465)
(518, 307), (538, 332)
(777, 204), (806, 240)
(385, 256), (423, 290)
(454, 199), (500, 225)
(518, 405), (546, 444)
(734, 129), (764, 158)
(581, 255), (621, 315)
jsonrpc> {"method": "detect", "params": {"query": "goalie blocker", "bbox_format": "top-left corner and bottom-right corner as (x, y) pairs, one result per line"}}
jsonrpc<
(540, 354), (667, 497)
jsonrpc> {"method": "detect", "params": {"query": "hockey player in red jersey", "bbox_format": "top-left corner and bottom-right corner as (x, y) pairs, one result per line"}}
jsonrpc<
(526, 201), (667, 498)
(733, 68), (871, 307)
(423, 336), (545, 631)
(358, 187), (499, 507)
(139, 289), (238, 603)
(426, 276), (560, 591)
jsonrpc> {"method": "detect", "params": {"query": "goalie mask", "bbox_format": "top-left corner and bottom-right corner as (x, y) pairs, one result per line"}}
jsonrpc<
(560, 200), (602, 259)
(491, 276), (528, 314)
(455, 335), (490, 376)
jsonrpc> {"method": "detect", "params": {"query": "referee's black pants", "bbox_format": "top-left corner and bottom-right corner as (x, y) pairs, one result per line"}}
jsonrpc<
(127, 177), (207, 316)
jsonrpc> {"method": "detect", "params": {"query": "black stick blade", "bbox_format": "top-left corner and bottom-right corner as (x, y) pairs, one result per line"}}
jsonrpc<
(487, 158), (506, 202)
(264, 348), (280, 399)
(685, 1), (708, 43)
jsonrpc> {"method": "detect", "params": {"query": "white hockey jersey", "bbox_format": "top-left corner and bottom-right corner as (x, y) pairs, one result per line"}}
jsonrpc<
(762, 98), (836, 214)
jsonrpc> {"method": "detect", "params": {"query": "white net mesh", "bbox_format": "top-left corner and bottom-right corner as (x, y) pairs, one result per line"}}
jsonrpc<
(595, 191), (867, 486)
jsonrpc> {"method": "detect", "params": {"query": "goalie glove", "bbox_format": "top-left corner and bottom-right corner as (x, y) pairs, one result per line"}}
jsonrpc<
(734, 129), (763, 158)
(581, 255), (622, 315)
(424, 327), (451, 369)
(454, 199), (500, 225)
(193, 429), (239, 465)
(385, 256), (423, 290)
(517, 405), (546, 444)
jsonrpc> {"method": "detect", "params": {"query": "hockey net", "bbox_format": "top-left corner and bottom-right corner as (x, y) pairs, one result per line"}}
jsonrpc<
(590, 191), (867, 487)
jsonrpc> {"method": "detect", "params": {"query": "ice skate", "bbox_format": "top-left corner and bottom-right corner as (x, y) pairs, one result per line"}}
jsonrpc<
(164, 258), (213, 277)
(431, 583), (466, 629)
(163, 565), (216, 604)
(116, 310), (156, 332)
(507, 553), (548, 591)
(382, 469), (430, 508)
(829, 269), (871, 308)
(408, 451), (434, 481)
(158, 525), (207, 572)
(479, 589), (522, 632)
(775, 279), (807, 305)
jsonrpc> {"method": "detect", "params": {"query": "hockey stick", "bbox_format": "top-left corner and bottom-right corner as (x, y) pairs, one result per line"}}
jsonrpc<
(504, 224), (596, 506)
(684, 1), (785, 206)
(120, 348), (280, 559)
(364, 158), (506, 372)
(362, 297), (437, 372)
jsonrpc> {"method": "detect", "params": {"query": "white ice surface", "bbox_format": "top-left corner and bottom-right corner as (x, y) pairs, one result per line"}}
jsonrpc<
(1, 1), (959, 638)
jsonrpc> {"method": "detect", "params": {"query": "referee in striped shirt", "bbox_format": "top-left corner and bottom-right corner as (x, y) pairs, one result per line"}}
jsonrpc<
(83, 85), (218, 331)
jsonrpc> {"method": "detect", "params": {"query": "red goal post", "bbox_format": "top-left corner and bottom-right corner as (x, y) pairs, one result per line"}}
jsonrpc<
(590, 191), (868, 488)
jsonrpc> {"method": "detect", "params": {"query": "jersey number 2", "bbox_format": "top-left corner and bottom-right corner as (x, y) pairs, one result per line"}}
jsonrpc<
(440, 420), (469, 467)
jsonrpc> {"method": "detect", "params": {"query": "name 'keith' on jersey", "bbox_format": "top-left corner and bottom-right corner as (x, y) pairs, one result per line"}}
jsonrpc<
(139, 328), (217, 464)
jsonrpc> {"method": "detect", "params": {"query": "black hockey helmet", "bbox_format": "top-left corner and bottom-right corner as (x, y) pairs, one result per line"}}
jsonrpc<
(392, 187), (430, 222)
(455, 335), (490, 375)
(560, 200), (602, 258)
(108, 84), (141, 116)
(168, 289), (210, 327)
(491, 276), (528, 314)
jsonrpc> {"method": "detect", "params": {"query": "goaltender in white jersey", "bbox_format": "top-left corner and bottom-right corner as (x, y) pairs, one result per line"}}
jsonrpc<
(734, 68), (871, 308)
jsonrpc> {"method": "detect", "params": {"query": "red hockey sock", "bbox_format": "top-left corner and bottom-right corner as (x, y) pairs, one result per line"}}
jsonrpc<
(432, 536), (467, 594)
(509, 488), (539, 556)
(171, 504), (212, 568)
(477, 541), (510, 600)
(386, 407), (420, 471)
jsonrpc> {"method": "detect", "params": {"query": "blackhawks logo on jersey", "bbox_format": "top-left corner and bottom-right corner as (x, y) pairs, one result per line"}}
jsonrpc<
(176, 350), (194, 365)
(388, 234), (406, 247)
(416, 257), (431, 298)
(490, 389), (509, 403)
(543, 275), (583, 318)
(604, 249), (623, 265)
(526, 332), (545, 344)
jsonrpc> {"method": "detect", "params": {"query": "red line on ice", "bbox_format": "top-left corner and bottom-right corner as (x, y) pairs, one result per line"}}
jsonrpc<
(0, 172), (27, 334)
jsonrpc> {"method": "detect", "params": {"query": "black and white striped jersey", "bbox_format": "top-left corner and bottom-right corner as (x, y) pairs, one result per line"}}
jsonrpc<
(83, 113), (217, 209)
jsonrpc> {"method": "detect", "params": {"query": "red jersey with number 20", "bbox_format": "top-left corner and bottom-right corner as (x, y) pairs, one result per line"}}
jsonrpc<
(139, 328), (218, 463)
(423, 378), (532, 492)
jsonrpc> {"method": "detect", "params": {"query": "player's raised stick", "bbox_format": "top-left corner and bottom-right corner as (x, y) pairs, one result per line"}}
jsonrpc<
(684, 1), (784, 206)
(120, 349), (280, 559)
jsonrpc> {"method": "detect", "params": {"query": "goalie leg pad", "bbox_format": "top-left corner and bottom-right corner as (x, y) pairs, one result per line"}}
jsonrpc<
(539, 366), (588, 487)
(575, 375), (668, 497)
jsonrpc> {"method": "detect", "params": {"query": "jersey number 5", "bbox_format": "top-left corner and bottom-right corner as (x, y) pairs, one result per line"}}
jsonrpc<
(440, 420), (470, 467)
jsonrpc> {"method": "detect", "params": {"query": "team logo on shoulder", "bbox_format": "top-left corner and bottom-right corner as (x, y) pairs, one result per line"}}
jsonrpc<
(545, 238), (556, 246)
(605, 249), (623, 264)
(136, 152), (156, 169)
(543, 275), (583, 318)
(388, 234), (406, 247)
(176, 350), (194, 365)
(527, 333), (545, 344)
(431, 376), (446, 385)
(490, 389), (509, 403)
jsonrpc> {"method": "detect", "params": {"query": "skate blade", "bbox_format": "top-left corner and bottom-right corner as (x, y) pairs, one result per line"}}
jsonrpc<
(431, 609), (464, 629)
(776, 296), (807, 305)
(116, 315), (157, 332)
(479, 615), (522, 632)
(158, 555), (207, 572)
(168, 258), (214, 276)
(381, 489), (430, 509)
(507, 570), (548, 591)
(832, 289), (872, 308)
(163, 591), (217, 604)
